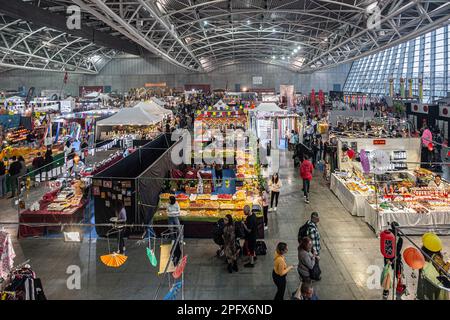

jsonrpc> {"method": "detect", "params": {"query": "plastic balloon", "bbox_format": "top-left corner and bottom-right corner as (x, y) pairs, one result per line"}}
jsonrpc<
(347, 149), (355, 159)
(403, 247), (425, 270)
(359, 149), (370, 174)
(422, 232), (442, 252)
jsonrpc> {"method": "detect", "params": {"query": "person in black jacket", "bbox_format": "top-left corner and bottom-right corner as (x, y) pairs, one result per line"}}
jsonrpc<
(0, 159), (6, 197)
(8, 156), (21, 198)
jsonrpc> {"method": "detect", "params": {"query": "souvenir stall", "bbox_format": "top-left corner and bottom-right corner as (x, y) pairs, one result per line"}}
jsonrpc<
(95, 104), (165, 142)
(249, 102), (300, 148)
(92, 134), (176, 237)
(18, 173), (89, 238)
(152, 146), (265, 238)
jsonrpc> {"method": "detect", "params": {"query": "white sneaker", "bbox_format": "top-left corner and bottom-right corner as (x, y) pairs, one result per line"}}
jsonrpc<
(305, 199), (310, 204)
(264, 226), (268, 230)
(269, 208), (273, 212)
(274, 207), (277, 212)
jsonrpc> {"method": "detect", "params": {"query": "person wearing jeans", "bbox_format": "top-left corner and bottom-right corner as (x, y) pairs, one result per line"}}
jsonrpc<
(300, 155), (314, 203)
(167, 196), (181, 240)
(268, 173), (282, 212)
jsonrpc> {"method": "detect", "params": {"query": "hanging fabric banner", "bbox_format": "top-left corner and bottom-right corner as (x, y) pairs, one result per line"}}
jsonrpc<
(389, 78), (394, 97)
(408, 78), (413, 98)
(418, 77), (423, 102)
(400, 77), (405, 98)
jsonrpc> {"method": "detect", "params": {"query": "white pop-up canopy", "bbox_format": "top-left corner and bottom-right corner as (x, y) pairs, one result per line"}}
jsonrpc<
(252, 102), (285, 113)
(96, 105), (163, 126)
(150, 97), (166, 107)
(136, 101), (173, 117)
(213, 99), (229, 109)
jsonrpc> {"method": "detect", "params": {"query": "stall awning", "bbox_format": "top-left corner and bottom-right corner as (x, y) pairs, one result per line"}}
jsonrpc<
(96, 105), (163, 126)
(252, 102), (285, 113)
(136, 101), (173, 117)
(150, 97), (166, 107)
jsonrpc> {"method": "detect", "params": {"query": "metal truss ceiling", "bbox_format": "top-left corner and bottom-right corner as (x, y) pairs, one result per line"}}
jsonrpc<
(4, 0), (450, 73)
(0, 15), (118, 74)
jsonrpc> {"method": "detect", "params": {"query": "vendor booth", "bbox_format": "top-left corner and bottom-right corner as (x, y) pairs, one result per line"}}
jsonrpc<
(250, 102), (300, 149)
(95, 104), (166, 141)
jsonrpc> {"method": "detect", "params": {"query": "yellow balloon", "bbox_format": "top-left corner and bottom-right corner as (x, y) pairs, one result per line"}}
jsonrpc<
(422, 232), (442, 252)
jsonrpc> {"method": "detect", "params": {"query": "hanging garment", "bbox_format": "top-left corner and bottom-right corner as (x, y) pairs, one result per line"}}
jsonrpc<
(0, 231), (16, 279)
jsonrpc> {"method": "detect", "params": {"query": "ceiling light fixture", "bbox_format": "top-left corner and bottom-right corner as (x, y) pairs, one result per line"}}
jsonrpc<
(204, 21), (208, 26)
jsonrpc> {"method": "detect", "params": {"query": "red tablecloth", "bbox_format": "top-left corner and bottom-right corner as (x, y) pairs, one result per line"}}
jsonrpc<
(19, 200), (87, 238)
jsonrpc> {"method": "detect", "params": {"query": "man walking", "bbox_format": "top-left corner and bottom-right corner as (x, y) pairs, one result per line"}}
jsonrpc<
(306, 212), (321, 256)
(8, 156), (22, 198)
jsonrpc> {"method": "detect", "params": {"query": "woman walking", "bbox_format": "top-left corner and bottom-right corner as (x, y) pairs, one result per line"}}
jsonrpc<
(223, 214), (238, 273)
(273, 242), (294, 300)
(300, 154), (314, 204)
(269, 173), (282, 212)
(167, 196), (181, 240)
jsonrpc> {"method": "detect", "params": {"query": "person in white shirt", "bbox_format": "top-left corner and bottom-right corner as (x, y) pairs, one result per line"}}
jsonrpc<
(167, 196), (181, 239)
(269, 173), (282, 212)
(428, 175), (446, 190)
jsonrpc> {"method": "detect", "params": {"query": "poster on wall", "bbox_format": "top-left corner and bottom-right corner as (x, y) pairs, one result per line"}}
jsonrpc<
(252, 76), (263, 85)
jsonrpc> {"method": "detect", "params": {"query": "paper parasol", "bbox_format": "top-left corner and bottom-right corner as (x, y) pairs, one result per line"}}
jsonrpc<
(173, 255), (188, 279)
(421, 129), (432, 146)
(359, 149), (370, 174)
(146, 247), (158, 267)
(369, 150), (390, 175)
(100, 253), (128, 268)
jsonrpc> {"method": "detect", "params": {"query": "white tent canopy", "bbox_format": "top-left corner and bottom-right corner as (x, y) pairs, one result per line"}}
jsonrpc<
(213, 99), (229, 109)
(252, 102), (285, 113)
(96, 105), (163, 126)
(136, 101), (173, 117)
(150, 97), (166, 107)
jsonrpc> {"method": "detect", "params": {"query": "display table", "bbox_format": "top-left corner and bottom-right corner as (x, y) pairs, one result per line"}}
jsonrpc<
(363, 201), (450, 235)
(330, 174), (367, 217)
(19, 200), (86, 238)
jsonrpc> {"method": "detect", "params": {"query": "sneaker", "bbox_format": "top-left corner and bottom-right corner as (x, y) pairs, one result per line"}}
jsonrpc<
(264, 226), (268, 230)
(244, 263), (254, 268)
(305, 199), (310, 204)
(269, 208), (274, 212)
(274, 207), (277, 212)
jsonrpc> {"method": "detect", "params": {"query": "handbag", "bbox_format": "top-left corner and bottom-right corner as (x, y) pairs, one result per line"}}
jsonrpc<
(309, 259), (322, 280)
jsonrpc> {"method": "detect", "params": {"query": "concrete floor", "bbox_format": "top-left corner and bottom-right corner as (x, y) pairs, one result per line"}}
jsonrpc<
(1, 149), (449, 300)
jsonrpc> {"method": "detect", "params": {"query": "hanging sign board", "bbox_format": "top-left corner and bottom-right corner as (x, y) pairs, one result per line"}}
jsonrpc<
(145, 82), (167, 87)
(373, 139), (386, 145)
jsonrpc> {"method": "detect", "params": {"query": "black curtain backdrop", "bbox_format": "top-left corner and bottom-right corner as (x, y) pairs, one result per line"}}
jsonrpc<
(92, 134), (174, 236)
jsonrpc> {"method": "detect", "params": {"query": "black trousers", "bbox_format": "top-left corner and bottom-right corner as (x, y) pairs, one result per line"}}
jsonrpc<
(303, 180), (310, 199)
(270, 191), (280, 208)
(216, 170), (223, 183)
(263, 206), (269, 226)
(272, 270), (286, 300)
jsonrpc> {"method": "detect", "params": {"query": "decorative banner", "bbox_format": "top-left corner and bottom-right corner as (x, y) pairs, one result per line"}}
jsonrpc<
(400, 77), (405, 98)
(412, 103), (429, 114)
(389, 78), (394, 97)
(408, 78), (413, 98)
(418, 77), (423, 102)
(439, 105), (450, 118)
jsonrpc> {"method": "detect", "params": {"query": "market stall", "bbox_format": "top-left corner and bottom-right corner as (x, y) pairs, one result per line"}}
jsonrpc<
(95, 104), (165, 141)
(18, 177), (88, 237)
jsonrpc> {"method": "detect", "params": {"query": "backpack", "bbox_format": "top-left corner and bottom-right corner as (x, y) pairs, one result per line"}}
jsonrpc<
(298, 222), (309, 241)
(255, 240), (267, 255)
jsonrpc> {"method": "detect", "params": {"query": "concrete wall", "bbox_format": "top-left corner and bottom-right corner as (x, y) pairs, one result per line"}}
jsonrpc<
(0, 56), (351, 96)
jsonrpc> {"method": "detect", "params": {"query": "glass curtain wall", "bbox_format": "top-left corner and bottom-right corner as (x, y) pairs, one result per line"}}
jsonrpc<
(344, 25), (449, 103)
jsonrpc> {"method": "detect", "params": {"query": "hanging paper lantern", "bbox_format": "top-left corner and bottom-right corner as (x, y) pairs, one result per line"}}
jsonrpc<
(422, 232), (442, 252)
(403, 247), (425, 270)
(347, 149), (355, 159)
(427, 142), (434, 152)
(380, 230), (396, 259)
(421, 129), (432, 146)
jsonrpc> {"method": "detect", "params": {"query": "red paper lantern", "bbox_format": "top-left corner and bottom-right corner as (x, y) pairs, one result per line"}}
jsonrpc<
(403, 247), (425, 270)
(428, 142), (434, 151)
(380, 230), (396, 259)
(347, 149), (355, 159)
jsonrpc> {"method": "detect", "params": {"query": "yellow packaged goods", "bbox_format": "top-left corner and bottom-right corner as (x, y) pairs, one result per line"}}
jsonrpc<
(160, 193), (172, 200)
(178, 201), (190, 209)
(220, 203), (235, 210)
(197, 194), (212, 200)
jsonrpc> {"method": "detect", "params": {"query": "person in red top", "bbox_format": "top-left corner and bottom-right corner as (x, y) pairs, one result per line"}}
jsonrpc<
(300, 154), (314, 204)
